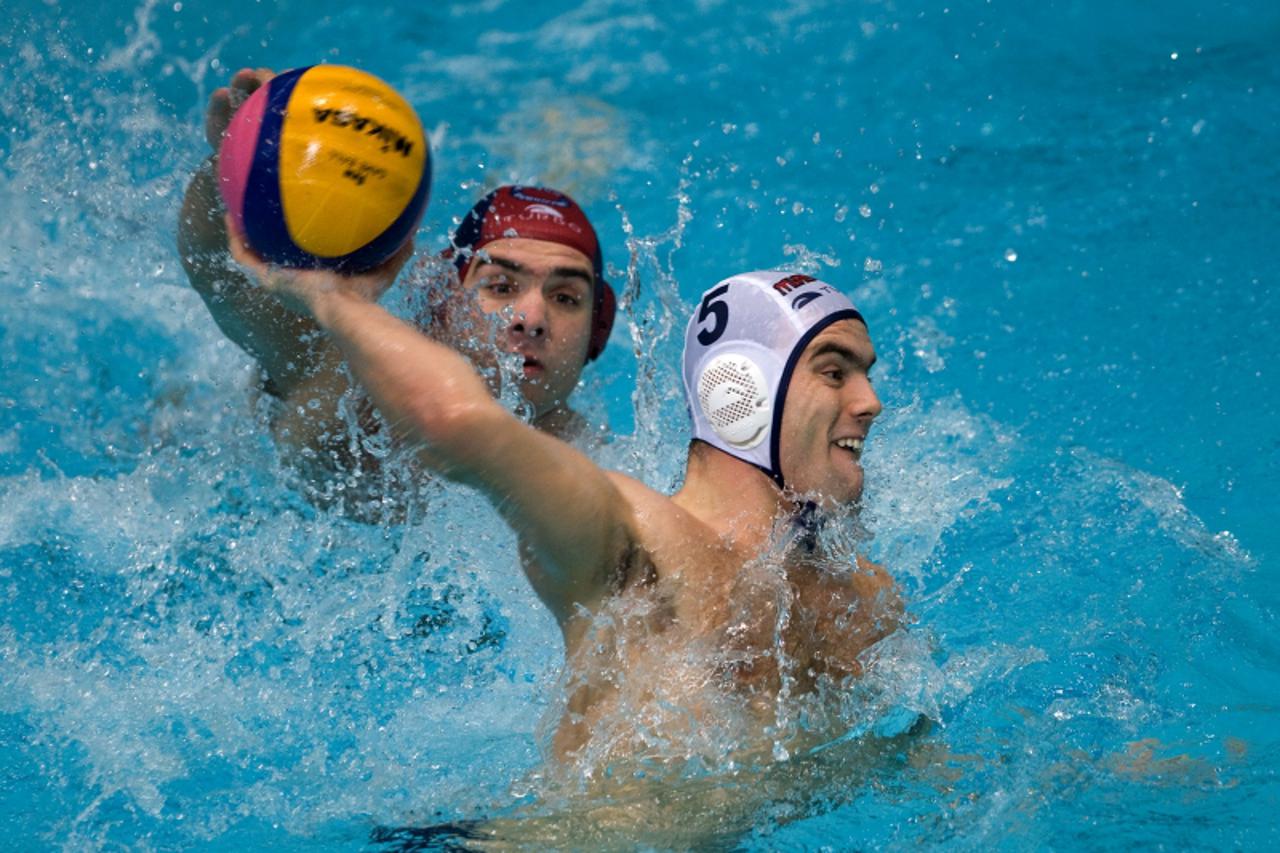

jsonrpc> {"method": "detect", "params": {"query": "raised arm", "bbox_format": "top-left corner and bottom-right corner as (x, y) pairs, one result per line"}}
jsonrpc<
(231, 238), (636, 623)
(177, 68), (333, 398)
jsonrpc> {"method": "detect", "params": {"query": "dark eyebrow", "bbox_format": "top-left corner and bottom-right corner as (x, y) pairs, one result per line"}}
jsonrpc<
(473, 255), (524, 275)
(474, 254), (594, 287)
(548, 267), (594, 288)
(808, 341), (876, 370)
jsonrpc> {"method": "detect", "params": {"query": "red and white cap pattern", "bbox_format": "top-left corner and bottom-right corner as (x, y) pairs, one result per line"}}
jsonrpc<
(450, 185), (616, 362)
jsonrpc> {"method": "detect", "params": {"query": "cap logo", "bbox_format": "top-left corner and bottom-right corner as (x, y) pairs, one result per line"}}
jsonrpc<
(510, 186), (571, 207)
(522, 203), (566, 220)
(771, 273), (816, 295)
(791, 291), (822, 310)
(771, 274), (838, 311)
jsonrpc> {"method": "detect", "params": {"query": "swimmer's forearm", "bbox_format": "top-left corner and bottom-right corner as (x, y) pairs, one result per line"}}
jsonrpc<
(310, 290), (500, 468)
(311, 288), (632, 611)
(177, 158), (227, 260)
(177, 158), (327, 394)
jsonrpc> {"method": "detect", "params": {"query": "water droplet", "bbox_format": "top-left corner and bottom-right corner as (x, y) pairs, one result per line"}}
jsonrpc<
(1004, 249), (1018, 262)
(858, 204), (872, 218)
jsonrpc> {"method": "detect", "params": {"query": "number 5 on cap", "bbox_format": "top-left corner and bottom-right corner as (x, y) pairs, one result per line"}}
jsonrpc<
(696, 284), (730, 346)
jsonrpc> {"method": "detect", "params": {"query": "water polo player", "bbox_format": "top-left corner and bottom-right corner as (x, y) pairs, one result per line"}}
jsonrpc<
(178, 68), (616, 515)
(231, 244), (902, 770)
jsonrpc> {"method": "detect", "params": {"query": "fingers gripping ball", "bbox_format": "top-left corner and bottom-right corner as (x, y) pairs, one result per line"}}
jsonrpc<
(218, 65), (430, 271)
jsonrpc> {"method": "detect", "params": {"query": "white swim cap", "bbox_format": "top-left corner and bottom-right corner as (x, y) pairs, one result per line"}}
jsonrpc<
(681, 271), (865, 487)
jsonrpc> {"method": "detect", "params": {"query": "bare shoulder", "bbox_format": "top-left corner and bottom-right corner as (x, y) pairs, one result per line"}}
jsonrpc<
(789, 554), (903, 681)
(603, 471), (731, 583)
(605, 473), (706, 538)
(853, 554), (900, 602)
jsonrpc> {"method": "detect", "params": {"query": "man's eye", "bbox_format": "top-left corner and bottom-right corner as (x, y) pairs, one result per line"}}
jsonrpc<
(553, 292), (583, 307)
(821, 367), (845, 382)
(483, 278), (517, 295)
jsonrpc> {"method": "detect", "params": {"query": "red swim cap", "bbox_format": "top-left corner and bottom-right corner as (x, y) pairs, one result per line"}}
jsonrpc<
(450, 185), (616, 362)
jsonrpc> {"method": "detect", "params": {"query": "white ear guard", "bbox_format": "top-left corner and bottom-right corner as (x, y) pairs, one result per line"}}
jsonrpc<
(681, 271), (864, 487)
(697, 350), (772, 449)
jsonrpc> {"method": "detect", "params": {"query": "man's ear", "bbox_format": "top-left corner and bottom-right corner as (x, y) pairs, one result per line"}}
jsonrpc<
(586, 280), (617, 362)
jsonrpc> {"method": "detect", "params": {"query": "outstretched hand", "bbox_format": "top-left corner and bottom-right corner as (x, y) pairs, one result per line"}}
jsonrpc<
(205, 67), (275, 151)
(226, 215), (415, 319)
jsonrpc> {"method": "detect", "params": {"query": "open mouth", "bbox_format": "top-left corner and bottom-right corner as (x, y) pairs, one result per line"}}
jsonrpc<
(521, 357), (544, 380)
(833, 437), (865, 461)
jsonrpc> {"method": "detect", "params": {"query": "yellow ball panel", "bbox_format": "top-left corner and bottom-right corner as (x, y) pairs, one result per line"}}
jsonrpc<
(277, 66), (427, 258)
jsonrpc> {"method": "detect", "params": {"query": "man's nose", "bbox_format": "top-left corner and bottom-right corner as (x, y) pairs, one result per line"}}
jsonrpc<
(847, 376), (882, 422)
(508, 290), (547, 339)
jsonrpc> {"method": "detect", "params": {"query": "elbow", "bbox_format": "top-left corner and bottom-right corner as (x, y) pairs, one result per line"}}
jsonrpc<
(396, 395), (500, 473)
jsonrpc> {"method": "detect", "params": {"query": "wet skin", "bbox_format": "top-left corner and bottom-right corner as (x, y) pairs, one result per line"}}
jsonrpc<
(179, 68), (603, 517)
(777, 318), (882, 506)
(457, 237), (595, 422)
(233, 247), (901, 772)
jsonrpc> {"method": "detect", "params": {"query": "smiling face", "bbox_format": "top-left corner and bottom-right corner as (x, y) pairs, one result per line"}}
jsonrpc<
(776, 318), (882, 505)
(458, 237), (595, 418)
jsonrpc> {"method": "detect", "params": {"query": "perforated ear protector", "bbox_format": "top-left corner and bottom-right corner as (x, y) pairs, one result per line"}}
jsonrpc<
(681, 271), (864, 487)
(697, 353), (771, 449)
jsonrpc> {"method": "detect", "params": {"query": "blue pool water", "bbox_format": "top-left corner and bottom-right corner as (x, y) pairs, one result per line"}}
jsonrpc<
(2, 0), (1278, 848)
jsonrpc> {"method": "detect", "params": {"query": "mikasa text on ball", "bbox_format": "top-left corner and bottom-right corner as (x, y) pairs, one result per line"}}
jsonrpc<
(217, 65), (430, 272)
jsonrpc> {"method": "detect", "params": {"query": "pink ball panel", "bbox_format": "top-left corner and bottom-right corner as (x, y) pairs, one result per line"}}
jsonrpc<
(216, 85), (271, 234)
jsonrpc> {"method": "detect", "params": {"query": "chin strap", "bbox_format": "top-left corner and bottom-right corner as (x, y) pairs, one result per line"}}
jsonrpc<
(788, 500), (824, 553)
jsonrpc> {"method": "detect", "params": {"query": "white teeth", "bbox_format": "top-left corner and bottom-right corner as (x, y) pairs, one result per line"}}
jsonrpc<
(835, 438), (864, 452)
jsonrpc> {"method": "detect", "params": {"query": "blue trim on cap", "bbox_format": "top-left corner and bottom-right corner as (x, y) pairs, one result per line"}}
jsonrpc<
(242, 65), (428, 272)
(766, 308), (866, 489)
(243, 66), (309, 267)
(449, 189), (496, 277)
